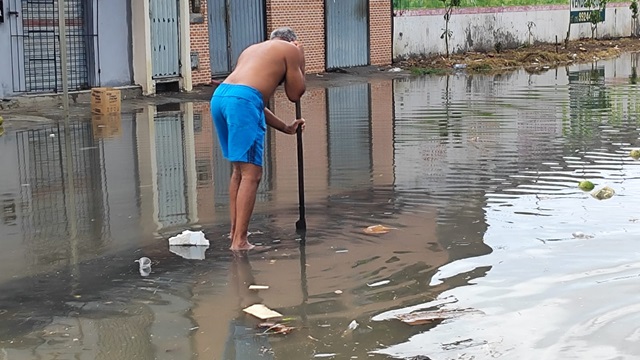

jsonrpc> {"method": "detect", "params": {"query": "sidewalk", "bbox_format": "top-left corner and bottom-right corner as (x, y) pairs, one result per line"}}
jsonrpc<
(0, 65), (405, 131)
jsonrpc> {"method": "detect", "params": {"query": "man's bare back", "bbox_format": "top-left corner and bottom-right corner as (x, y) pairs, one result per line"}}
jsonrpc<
(224, 39), (306, 104)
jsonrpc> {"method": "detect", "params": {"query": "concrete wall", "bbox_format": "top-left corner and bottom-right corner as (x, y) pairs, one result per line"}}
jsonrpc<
(394, 3), (633, 59)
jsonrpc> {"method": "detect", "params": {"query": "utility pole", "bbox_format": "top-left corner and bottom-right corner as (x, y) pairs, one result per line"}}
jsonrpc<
(57, 0), (70, 119)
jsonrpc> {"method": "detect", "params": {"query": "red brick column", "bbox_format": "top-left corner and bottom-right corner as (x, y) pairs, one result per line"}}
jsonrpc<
(370, 0), (392, 66)
(190, 0), (212, 85)
(266, 0), (325, 73)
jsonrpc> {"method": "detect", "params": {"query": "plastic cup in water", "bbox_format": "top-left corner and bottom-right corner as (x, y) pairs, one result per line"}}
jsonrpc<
(135, 257), (151, 269)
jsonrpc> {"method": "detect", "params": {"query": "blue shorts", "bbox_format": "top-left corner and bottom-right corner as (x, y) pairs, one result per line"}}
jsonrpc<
(211, 83), (266, 167)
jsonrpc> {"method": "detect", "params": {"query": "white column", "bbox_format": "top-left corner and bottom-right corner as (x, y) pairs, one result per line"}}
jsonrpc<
(179, 0), (193, 91)
(132, 0), (154, 95)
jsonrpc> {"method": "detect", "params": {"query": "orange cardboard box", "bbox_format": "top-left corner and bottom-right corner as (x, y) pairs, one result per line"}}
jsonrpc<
(91, 87), (121, 115)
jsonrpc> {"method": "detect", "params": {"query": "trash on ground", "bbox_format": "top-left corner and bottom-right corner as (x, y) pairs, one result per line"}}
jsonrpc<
(363, 225), (397, 235)
(249, 285), (270, 290)
(578, 180), (595, 191)
(591, 186), (615, 200)
(630, 149), (640, 160)
(258, 322), (296, 335)
(396, 308), (483, 326)
(453, 63), (468, 70)
(388, 67), (402, 72)
(169, 245), (209, 260)
(168, 230), (210, 246)
(243, 304), (282, 320)
(367, 280), (391, 287)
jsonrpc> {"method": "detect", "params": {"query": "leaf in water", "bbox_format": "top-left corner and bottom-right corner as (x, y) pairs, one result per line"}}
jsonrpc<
(313, 354), (337, 358)
(363, 224), (397, 234)
(396, 308), (483, 326)
(243, 304), (282, 320)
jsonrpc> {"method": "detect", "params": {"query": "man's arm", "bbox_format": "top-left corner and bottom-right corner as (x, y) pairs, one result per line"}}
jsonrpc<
(265, 107), (304, 135)
(283, 44), (306, 102)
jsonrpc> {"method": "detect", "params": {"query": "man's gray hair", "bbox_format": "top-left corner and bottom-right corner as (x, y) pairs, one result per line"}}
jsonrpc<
(270, 27), (297, 42)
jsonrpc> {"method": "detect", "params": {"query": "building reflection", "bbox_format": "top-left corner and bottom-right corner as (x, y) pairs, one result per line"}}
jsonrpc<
(0, 76), (493, 359)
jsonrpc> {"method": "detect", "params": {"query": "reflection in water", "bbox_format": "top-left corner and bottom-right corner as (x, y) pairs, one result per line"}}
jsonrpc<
(0, 53), (640, 358)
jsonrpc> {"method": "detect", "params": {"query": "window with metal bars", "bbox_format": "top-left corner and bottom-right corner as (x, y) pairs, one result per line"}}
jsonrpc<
(9, 0), (98, 93)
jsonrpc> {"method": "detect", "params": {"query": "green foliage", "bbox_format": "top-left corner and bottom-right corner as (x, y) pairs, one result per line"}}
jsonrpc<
(584, 0), (607, 38)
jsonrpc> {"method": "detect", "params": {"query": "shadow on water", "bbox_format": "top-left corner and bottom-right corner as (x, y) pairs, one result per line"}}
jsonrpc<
(1, 53), (640, 358)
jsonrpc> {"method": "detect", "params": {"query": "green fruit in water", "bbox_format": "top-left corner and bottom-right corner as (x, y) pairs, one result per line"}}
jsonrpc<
(0, 127), (4, 137)
(0, 116), (3, 126)
(578, 180), (595, 191)
(630, 149), (640, 160)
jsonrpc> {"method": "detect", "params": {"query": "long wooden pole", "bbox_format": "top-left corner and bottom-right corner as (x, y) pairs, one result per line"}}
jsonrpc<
(295, 101), (307, 231)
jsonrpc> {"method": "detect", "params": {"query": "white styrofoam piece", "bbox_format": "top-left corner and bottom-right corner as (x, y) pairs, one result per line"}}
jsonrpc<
(168, 230), (210, 246)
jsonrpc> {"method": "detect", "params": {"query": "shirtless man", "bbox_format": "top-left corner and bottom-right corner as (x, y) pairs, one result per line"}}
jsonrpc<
(211, 27), (306, 251)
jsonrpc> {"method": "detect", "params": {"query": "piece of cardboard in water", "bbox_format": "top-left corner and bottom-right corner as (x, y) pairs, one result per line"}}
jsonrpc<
(243, 304), (282, 320)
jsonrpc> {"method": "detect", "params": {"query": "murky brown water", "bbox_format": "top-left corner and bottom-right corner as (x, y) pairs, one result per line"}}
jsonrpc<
(1, 53), (640, 359)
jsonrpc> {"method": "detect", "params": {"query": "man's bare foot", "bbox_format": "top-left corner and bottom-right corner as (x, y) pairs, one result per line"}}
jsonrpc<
(230, 241), (255, 251)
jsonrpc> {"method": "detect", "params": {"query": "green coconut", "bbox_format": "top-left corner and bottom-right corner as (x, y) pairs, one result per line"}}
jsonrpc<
(578, 180), (595, 191)
(630, 149), (640, 160)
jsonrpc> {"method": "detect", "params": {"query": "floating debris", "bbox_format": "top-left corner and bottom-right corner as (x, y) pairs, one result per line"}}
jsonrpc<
(249, 285), (270, 290)
(168, 230), (210, 246)
(591, 186), (615, 200)
(135, 257), (151, 269)
(243, 304), (282, 320)
(363, 225), (397, 235)
(258, 322), (296, 335)
(313, 354), (337, 358)
(334, 290), (343, 295)
(578, 180), (595, 191)
(341, 320), (359, 338)
(631, 149), (640, 160)
(572, 231), (594, 239)
(396, 308), (484, 326)
(367, 280), (391, 287)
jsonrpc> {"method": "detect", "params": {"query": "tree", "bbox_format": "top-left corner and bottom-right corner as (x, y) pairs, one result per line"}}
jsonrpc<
(440, 0), (462, 58)
(630, 0), (639, 37)
(585, 0), (607, 39)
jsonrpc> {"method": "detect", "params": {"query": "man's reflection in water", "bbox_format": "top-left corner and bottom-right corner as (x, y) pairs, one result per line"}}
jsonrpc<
(223, 251), (274, 360)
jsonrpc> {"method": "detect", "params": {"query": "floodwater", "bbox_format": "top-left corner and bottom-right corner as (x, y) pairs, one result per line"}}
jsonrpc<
(1, 53), (640, 360)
